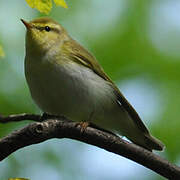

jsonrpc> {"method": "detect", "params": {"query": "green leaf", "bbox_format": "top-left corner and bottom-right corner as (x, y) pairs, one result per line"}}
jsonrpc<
(26, 0), (52, 14)
(54, 0), (67, 8)
(25, 0), (67, 14)
(0, 45), (4, 58)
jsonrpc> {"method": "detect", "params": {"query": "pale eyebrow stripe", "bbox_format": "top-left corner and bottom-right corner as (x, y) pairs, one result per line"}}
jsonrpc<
(35, 26), (61, 34)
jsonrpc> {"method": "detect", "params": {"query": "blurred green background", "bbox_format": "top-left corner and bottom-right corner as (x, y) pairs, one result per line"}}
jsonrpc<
(0, 0), (180, 179)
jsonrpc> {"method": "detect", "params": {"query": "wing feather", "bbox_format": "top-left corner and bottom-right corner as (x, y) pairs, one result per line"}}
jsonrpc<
(62, 38), (149, 134)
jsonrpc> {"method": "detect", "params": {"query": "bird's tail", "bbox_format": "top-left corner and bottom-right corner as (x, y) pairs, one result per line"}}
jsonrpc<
(143, 133), (164, 151)
(129, 132), (164, 151)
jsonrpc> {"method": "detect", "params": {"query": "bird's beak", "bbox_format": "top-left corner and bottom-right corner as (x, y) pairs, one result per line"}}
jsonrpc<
(21, 19), (32, 29)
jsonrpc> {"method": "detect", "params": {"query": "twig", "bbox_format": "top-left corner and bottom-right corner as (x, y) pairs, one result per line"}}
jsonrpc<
(0, 114), (180, 179)
(0, 113), (41, 122)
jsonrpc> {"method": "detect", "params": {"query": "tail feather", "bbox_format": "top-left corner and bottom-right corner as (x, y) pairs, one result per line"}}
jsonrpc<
(123, 131), (164, 151)
(125, 129), (164, 151)
(144, 134), (164, 151)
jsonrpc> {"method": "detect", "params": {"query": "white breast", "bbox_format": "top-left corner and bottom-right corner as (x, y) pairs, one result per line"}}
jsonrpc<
(25, 58), (119, 124)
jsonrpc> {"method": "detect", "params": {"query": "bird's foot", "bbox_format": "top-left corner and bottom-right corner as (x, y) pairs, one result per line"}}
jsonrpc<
(76, 121), (90, 133)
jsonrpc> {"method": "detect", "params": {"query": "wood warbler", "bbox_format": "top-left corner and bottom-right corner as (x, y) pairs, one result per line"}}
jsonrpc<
(21, 17), (164, 151)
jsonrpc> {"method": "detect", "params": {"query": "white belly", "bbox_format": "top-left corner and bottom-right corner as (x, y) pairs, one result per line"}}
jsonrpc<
(25, 58), (132, 132)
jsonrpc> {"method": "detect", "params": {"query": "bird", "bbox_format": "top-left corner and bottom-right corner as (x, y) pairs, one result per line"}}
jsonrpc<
(21, 17), (164, 151)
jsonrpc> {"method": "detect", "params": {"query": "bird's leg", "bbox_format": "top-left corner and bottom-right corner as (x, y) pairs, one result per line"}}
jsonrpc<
(76, 121), (118, 137)
(76, 111), (94, 133)
(77, 121), (90, 133)
(76, 111), (117, 136)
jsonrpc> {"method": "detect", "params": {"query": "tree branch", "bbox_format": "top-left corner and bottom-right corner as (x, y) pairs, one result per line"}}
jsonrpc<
(0, 114), (180, 179)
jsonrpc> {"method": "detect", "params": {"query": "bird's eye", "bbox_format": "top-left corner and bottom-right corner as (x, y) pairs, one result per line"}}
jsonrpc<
(45, 26), (51, 32)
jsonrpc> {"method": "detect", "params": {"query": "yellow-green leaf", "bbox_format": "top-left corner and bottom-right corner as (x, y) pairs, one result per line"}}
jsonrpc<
(54, 0), (67, 8)
(25, 0), (35, 8)
(25, 0), (67, 14)
(0, 45), (5, 58)
(26, 0), (52, 14)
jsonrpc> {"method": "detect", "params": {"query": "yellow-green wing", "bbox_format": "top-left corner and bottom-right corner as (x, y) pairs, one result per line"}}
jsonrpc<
(63, 38), (149, 134)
